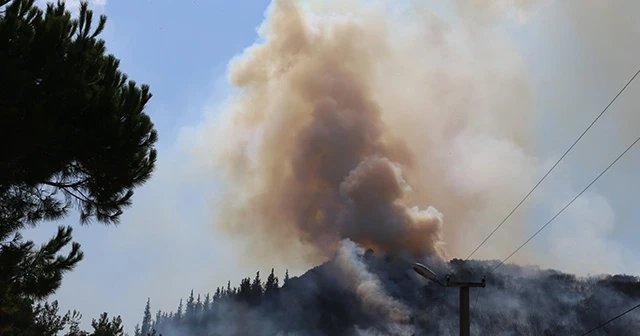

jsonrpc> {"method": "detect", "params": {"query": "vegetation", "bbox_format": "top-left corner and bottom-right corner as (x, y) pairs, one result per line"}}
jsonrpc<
(131, 268), (287, 336)
(0, 0), (158, 334)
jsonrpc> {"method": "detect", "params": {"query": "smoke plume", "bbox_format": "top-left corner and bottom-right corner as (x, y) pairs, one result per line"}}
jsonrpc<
(333, 240), (412, 328)
(205, 0), (542, 266)
(146, 0), (640, 334)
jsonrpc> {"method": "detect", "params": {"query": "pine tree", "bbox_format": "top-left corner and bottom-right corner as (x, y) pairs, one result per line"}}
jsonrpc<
(265, 268), (279, 295)
(175, 299), (183, 322)
(0, 226), (84, 333)
(238, 277), (251, 302)
(31, 300), (70, 336)
(185, 289), (195, 320)
(0, 0), (158, 331)
(1, 227), (83, 299)
(284, 269), (290, 285)
(140, 298), (152, 336)
(226, 281), (232, 297)
(91, 313), (124, 336)
(203, 293), (211, 311)
(0, 0), (158, 228)
(195, 294), (202, 317)
(66, 311), (88, 336)
(251, 271), (263, 299)
(153, 310), (162, 332)
(133, 324), (141, 336)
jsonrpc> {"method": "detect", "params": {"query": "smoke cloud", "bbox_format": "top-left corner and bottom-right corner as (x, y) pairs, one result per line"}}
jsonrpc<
(201, 0), (545, 266)
(178, 0), (640, 277)
(139, 0), (640, 334)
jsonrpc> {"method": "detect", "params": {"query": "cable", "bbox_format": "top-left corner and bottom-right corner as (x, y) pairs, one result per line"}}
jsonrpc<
(472, 289), (480, 311)
(578, 302), (640, 336)
(464, 69), (640, 262)
(490, 133), (640, 273)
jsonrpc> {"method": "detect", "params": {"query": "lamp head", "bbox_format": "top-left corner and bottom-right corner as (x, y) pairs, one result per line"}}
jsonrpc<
(413, 262), (438, 282)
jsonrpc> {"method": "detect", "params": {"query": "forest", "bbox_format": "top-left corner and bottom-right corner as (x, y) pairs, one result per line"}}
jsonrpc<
(127, 252), (640, 336)
(130, 268), (288, 336)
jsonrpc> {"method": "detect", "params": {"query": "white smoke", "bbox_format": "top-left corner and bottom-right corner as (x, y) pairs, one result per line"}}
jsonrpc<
(334, 240), (413, 325)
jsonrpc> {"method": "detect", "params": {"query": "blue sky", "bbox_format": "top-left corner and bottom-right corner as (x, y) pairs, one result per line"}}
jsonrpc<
(24, 0), (640, 332)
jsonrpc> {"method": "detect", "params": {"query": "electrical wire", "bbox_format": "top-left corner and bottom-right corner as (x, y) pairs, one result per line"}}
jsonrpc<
(490, 133), (640, 273)
(472, 289), (480, 311)
(422, 69), (640, 332)
(578, 302), (640, 336)
(464, 69), (640, 262)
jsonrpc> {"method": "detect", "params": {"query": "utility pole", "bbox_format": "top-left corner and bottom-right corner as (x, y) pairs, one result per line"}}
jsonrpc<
(413, 263), (486, 336)
(445, 276), (486, 336)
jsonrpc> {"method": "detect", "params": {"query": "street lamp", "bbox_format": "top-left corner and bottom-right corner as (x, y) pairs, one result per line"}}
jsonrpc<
(413, 263), (445, 286)
(412, 262), (486, 336)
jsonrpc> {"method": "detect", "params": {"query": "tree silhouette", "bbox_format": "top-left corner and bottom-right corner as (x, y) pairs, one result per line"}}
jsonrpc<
(0, 0), (158, 332)
(203, 293), (211, 312)
(265, 268), (279, 296)
(195, 294), (202, 322)
(238, 277), (251, 302)
(153, 310), (162, 332)
(251, 271), (263, 298)
(140, 298), (151, 336)
(0, 0), (158, 228)
(64, 310), (87, 336)
(0, 227), (83, 333)
(31, 301), (70, 336)
(90, 313), (123, 336)
(175, 299), (183, 322)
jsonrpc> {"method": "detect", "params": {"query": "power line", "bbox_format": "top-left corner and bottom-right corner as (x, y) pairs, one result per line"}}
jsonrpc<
(490, 133), (640, 273)
(472, 289), (480, 311)
(578, 302), (640, 336)
(464, 69), (640, 262)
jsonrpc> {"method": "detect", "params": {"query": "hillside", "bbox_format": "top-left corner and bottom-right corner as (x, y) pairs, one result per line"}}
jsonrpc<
(138, 241), (640, 336)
